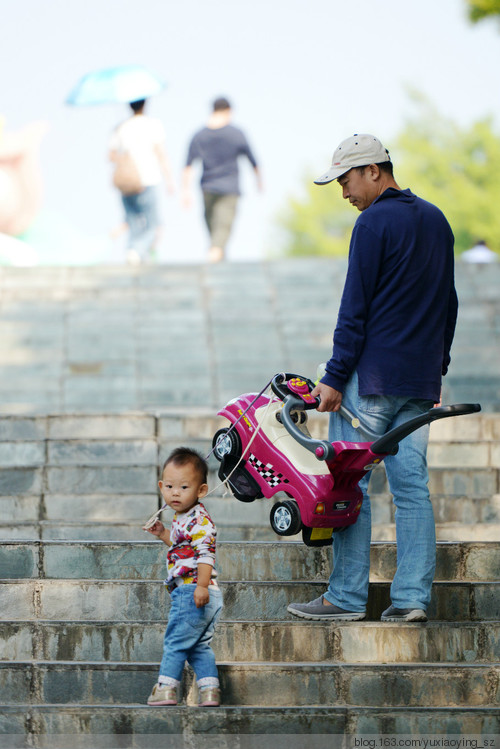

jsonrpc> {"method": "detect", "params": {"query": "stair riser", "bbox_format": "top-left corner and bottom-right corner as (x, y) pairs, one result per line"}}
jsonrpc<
(2, 492), (500, 527)
(2, 541), (499, 582)
(218, 664), (500, 708)
(387, 495), (500, 525)
(0, 411), (499, 440)
(2, 441), (496, 471)
(2, 621), (499, 664)
(0, 259), (498, 416)
(1, 662), (499, 707)
(1, 581), (498, 622)
(0, 410), (498, 442)
(0, 465), (497, 499)
(1, 705), (499, 737)
(3, 522), (500, 543)
(0, 442), (498, 470)
(372, 525), (500, 542)
(369, 466), (499, 498)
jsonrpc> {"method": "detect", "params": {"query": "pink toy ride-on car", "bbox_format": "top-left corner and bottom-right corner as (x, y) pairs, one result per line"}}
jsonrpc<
(212, 372), (480, 547)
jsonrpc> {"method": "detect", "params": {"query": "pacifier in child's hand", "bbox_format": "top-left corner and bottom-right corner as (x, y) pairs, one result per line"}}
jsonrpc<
(142, 505), (166, 531)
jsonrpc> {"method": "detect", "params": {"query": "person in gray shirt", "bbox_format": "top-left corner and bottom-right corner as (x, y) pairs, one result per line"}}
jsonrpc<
(182, 97), (262, 263)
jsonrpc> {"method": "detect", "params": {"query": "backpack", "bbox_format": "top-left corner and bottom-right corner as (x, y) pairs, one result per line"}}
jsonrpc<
(112, 151), (143, 196)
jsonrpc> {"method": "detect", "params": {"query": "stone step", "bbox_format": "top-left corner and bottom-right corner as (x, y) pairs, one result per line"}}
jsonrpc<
(369, 493), (500, 525)
(1, 704), (498, 737)
(0, 414), (497, 498)
(369, 464), (499, 498)
(0, 260), (498, 414)
(2, 580), (498, 622)
(1, 660), (499, 707)
(3, 520), (498, 543)
(1, 437), (499, 468)
(2, 491), (500, 527)
(0, 410), (498, 444)
(2, 541), (498, 582)
(2, 620), (499, 664)
(0, 463), (497, 501)
(372, 524), (500, 543)
(0, 429), (497, 464)
(2, 494), (500, 546)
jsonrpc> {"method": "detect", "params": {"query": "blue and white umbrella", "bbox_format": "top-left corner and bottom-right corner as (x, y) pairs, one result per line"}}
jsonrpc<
(66, 64), (166, 106)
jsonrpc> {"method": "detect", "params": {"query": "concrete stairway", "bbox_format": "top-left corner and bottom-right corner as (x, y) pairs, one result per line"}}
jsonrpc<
(0, 410), (499, 740)
(0, 410), (498, 543)
(0, 260), (498, 414)
(0, 259), (499, 741)
(1, 540), (499, 738)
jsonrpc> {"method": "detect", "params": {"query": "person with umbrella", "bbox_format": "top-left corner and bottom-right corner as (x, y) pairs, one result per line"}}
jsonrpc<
(109, 98), (175, 264)
(67, 66), (174, 264)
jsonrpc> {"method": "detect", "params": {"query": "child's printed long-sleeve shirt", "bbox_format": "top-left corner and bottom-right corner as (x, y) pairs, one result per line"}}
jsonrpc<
(165, 502), (218, 592)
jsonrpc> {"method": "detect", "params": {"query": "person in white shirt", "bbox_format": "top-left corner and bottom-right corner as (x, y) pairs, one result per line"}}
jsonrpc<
(109, 99), (174, 264)
(461, 240), (497, 264)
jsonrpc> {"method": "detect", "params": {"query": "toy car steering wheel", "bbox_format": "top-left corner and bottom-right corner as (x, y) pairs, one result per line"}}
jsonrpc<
(271, 373), (320, 410)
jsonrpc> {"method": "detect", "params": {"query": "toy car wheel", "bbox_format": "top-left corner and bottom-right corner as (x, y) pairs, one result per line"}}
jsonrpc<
(212, 428), (241, 461)
(270, 500), (302, 536)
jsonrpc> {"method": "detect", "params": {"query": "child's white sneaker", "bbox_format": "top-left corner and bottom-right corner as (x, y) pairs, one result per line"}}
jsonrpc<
(147, 683), (177, 706)
(199, 686), (220, 706)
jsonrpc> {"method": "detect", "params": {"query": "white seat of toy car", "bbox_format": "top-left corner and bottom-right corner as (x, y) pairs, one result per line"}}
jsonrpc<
(254, 401), (330, 476)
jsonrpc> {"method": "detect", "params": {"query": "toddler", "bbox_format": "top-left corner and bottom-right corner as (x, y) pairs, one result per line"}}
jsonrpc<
(144, 447), (223, 706)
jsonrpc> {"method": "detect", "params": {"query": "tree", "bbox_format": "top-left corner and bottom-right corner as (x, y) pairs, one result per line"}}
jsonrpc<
(395, 98), (500, 255)
(276, 176), (356, 257)
(278, 98), (500, 257)
(466, 0), (500, 22)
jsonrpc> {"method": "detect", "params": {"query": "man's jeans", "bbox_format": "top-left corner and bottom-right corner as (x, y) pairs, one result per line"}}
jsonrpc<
(159, 584), (223, 683)
(325, 372), (436, 612)
(122, 186), (159, 258)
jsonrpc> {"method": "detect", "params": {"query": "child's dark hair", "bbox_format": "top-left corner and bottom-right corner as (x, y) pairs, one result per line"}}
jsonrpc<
(162, 447), (208, 484)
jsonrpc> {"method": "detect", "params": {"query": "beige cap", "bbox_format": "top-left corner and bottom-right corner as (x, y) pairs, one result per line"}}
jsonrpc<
(314, 133), (391, 185)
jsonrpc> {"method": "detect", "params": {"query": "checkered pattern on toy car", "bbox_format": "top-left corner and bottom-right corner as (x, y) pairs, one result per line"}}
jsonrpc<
(249, 454), (289, 487)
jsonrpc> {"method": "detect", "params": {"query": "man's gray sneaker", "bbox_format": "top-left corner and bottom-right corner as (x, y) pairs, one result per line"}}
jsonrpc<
(381, 605), (427, 622)
(287, 595), (366, 621)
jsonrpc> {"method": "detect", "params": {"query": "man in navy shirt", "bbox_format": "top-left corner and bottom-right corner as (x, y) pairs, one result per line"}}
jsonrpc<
(182, 97), (262, 263)
(288, 134), (458, 623)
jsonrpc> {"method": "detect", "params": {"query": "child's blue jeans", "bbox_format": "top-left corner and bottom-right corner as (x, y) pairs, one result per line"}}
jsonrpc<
(159, 584), (223, 683)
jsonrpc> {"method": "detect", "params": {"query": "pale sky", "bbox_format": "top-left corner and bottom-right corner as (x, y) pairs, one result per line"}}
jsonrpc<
(2, 0), (500, 264)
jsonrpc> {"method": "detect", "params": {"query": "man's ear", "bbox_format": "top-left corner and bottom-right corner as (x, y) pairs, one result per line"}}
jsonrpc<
(368, 163), (381, 181)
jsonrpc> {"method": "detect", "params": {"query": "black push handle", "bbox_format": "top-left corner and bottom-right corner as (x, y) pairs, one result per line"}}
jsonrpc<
(280, 396), (336, 461)
(272, 373), (333, 459)
(271, 374), (480, 460)
(371, 403), (481, 455)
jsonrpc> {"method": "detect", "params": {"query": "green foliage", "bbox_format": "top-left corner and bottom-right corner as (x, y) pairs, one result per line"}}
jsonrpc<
(277, 179), (355, 257)
(278, 97), (500, 257)
(395, 102), (500, 254)
(466, 0), (500, 22)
